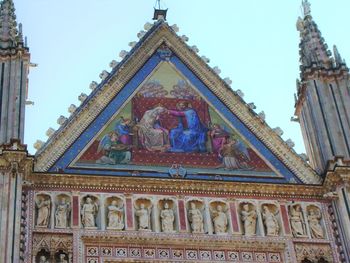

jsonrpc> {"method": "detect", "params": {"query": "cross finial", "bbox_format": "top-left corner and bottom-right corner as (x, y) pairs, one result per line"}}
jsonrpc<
(302, 0), (311, 17)
(153, 0), (168, 21)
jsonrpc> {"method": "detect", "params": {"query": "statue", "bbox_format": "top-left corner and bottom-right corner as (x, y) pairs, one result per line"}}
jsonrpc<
(308, 208), (324, 239)
(55, 197), (70, 228)
(211, 205), (228, 234)
(262, 205), (279, 236)
(290, 205), (306, 237)
(188, 202), (204, 233)
(160, 202), (175, 232)
(302, 0), (311, 16)
(81, 197), (99, 228)
(57, 254), (68, 263)
(135, 203), (152, 230)
(107, 200), (124, 230)
(36, 196), (51, 227)
(38, 255), (50, 263)
(240, 204), (257, 236)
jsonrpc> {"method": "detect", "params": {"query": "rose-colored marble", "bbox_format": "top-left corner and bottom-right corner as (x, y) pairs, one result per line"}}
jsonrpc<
(72, 196), (79, 226)
(126, 198), (134, 229)
(280, 204), (291, 235)
(229, 202), (240, 233)
(178, 200), (187, 231)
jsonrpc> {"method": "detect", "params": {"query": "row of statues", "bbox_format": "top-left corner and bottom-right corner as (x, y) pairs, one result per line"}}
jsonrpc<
(35, 196), (324, 238)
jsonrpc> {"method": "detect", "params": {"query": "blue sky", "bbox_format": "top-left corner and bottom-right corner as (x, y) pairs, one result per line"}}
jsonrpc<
(14, 0), (350, 155)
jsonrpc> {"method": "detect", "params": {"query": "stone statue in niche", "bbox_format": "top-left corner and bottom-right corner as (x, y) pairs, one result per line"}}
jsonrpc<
(38, 255), (50, 263)
(290, 204), (307, 237)
(188, 202), (204, 233)
(36, 196), (51, 227)
(135, 202), (152, 230)
(211, 204), (228, 234)
(81, 197), (99, 228)
(262, 205), (279, 236)
(160, 202), (175, 232)
(55, 197), (70, 228)
(240, 204), (257, 236)
(307, 207), (324, 239)
(57, 254), (68, 263)
(107, 200), (124, 230)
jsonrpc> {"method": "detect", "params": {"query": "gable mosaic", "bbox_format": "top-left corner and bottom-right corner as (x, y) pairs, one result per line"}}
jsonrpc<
(73, 61), (273, 176)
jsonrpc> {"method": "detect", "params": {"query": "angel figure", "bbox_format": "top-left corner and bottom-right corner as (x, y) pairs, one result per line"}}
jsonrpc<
(97, 131), (131, 165)
(307, 208), (324, 239)
(135, 202), (152, 230)
(209, 123), (230, 154)
(107, 200), (124, 230)
(114, 117), (133, 145)
(211, 205), (228, 234)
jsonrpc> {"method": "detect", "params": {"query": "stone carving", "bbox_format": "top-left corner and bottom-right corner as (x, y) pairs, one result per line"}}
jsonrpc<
(160, 202), (175, 233)
(57, 254), (68, 263)
(261, 205), (279, 236)
(55, 196), (70, 228)
(240, 203), (257, 236)
(295, 243), (333, 263)
(33, 234), (73, 263)
(187, 202), (204, 233)
(210, 203), (228, 234)
(81, 196), (99, 228)
(307, 206), (324, 239)
(135, 200), (152, 231)
(36, 195), (51, 227)
(38, 255), (50, 263)
(107, 199), (124, 230)
(290, 204), (307, 237)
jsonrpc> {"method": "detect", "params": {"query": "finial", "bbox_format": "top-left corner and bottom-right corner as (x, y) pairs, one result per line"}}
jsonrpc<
(153, 0), (168, 21)
(302, 0), (311, 17)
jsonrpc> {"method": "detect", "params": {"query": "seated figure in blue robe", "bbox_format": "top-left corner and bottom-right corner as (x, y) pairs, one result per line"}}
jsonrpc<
(168, 102), (208, 153)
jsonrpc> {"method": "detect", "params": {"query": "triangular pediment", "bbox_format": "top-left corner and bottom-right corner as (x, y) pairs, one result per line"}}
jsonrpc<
(35, 21), (321, 184)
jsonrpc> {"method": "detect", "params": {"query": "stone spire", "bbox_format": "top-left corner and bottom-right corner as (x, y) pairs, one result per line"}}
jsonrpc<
(0, 0), (31, 145)
(296, 1), (334, 77)
(0, 0), (21, 49)
(294, 1), (350, 174)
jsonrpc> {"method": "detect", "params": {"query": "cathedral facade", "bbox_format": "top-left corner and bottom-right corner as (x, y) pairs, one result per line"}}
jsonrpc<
(0, 0), (350, 262)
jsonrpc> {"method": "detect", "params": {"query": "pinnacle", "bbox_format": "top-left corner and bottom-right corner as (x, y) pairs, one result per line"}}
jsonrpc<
(297, 8), (333, 78)
(0, 0), (22, 49)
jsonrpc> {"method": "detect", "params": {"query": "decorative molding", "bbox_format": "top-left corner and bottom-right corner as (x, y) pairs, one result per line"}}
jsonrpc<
(26, 172), (326, 199)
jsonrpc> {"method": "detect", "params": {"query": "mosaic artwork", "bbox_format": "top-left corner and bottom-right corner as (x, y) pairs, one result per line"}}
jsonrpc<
(74, 62), (272, 174)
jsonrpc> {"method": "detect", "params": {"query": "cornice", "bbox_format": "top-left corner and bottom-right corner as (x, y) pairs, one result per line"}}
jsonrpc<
(34, 23), (320, 185)
(26, 172), (326, 200)
(81, 232), (286, 251)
